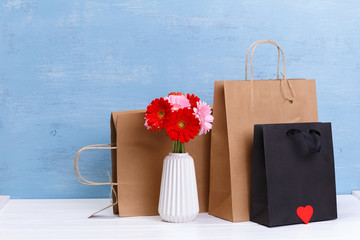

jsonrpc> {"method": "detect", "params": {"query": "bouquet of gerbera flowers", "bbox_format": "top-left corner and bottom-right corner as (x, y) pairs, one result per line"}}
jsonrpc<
(145, 92), (214, 153)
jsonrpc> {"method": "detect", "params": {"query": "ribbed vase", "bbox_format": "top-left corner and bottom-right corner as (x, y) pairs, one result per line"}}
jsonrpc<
(158, 153), (199, 223)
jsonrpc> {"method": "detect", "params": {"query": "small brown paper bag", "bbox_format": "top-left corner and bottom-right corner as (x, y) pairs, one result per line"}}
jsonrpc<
(75, 109), (211, 217)
(208, 40), (319, 222)
(111, 110), (211, 216)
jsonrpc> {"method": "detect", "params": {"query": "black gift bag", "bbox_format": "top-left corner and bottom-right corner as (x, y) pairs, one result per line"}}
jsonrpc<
(250, 122), (337, 227)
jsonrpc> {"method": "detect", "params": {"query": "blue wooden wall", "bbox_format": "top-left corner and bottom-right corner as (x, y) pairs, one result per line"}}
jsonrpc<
(0, 0), (359, 198)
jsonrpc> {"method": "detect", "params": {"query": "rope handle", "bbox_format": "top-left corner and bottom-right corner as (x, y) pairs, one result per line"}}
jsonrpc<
(245, 40), (281, 81)
(245, 40), (296, 103)
(247, 40), (286, 81)
(74, 143), (118, 217)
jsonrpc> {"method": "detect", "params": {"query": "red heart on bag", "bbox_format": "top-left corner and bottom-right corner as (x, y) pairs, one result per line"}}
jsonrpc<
(297, 205), (313, 224)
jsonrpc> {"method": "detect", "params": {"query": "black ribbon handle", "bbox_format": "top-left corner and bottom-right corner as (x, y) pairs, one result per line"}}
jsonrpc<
(287, 129), (322, 153)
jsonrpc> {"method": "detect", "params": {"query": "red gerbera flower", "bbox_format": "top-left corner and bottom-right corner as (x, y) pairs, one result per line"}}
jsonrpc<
(165, 108), (200, 143)
(186, 93), (200, 109)
(168, 92), (183, 96)
(145, 98), (172, 131)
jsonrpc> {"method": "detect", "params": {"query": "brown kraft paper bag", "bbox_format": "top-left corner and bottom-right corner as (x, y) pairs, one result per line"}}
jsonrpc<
(208, 40), (319, 222)
(75, 109), (210, 217)
(111, 110), (211, 216)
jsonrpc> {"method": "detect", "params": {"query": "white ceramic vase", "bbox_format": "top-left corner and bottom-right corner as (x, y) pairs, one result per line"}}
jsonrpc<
(158, 153), (199, 223)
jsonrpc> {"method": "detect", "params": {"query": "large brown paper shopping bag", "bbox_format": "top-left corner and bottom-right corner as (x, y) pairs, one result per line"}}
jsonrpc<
(208, 40), (318, 222)
(75, 109), (211, 217)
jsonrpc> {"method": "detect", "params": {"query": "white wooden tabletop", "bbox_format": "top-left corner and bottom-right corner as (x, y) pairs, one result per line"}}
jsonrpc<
(1, 193), (360, 240)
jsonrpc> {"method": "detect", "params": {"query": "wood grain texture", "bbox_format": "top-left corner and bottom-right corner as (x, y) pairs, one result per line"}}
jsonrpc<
(0, 0), (359, 198)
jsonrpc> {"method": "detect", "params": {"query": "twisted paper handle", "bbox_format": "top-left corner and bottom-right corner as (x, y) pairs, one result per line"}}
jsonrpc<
(74, 144), (118, 218)
(245, 40), (296, 103)
(245, 40), (281, 81)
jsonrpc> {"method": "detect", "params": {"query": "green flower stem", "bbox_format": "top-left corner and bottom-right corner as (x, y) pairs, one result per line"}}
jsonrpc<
(176, 140), (180, 153)
(172, 140), (185, 153)
(172, 141), (176, 153)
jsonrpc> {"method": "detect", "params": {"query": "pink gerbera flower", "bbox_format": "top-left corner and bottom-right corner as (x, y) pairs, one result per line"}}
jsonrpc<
(144, 118), (151, 130)
(193, 101), (214, 135)
(165, 95), (191, 111)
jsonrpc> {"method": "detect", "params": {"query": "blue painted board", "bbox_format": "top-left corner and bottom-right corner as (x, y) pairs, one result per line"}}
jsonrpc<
(0, 0), (359, 198)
